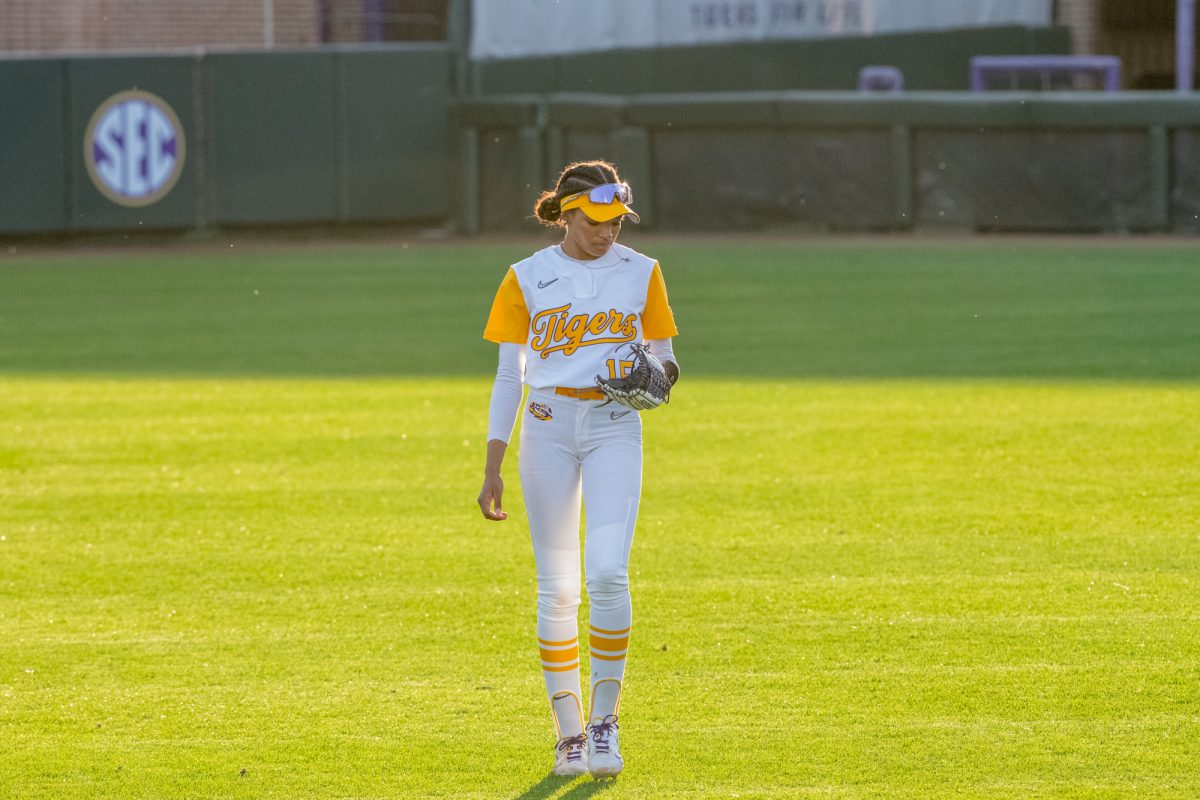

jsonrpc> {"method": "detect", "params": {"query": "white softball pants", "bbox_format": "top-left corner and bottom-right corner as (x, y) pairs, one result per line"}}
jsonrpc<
(520, 387), (641, 734)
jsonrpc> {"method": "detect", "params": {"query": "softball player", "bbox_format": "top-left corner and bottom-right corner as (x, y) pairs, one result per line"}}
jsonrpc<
(476, 160), (679, 778)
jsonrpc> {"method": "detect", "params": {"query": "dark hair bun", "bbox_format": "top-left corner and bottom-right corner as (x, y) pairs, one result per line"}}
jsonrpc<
(534, 192), (562, 226)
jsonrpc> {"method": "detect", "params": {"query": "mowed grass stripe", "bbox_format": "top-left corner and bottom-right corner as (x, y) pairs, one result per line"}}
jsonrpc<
(2, 376), (1197, 798)
(2, 238), (1198, 379)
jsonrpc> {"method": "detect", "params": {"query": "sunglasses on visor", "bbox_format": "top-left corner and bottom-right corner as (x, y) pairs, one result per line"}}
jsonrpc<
(563, 182), (632, 206)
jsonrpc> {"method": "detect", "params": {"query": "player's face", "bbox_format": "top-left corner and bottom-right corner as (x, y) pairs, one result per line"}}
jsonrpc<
(563, 211), (622, 260)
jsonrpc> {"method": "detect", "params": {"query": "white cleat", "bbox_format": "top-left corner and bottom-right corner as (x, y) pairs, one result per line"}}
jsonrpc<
(553, 733), (589, 777)
(586, 715), (623, 778)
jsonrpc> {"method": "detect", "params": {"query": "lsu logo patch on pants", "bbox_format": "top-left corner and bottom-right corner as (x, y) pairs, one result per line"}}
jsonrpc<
(528, 401), (553, 421)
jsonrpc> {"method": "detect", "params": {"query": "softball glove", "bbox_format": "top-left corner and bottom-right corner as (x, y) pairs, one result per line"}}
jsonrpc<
(595, 343), (672, 411)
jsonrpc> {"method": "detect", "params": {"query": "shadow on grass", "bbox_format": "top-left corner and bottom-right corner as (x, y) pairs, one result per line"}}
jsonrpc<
(2, 241), (1197, 381)
(511, 771), (614, 800)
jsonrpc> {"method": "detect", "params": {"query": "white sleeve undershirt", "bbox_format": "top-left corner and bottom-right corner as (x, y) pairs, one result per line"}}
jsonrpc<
(646, 337), (676, 368)
(486, 342), (526, 444)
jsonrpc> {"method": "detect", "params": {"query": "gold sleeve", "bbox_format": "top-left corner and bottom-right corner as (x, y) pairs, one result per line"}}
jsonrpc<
(641, 262), (679, 339)
(483, 267), (530, 344)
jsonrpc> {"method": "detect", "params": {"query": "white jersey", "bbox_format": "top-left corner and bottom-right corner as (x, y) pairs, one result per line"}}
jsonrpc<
(484, 243), (677, 390)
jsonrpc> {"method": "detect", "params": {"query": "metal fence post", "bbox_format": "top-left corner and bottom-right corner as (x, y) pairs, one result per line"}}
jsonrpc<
(517, 121), (545, 219)
(891, 124), (913, 230)
(613, 124), (652, 227)
(1148, 125), (1171, 229)
(460, 126), (480, 234)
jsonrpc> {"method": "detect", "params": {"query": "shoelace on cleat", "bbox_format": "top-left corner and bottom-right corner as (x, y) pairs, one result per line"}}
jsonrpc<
(557, 733), (586, 762)
(588, 715), (619, 754)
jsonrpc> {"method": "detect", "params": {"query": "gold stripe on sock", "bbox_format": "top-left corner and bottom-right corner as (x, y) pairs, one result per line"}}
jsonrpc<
(540, 645), (580, 664)
(589, 633), (630, 652)
(538, 636), (578, 647)
(589, 625), (631, 636)
(589, 650), (627, 661)
(542, 660), (580, 672)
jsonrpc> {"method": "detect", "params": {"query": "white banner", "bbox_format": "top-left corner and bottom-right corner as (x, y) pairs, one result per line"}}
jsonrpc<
(471, 0), (1053, 60)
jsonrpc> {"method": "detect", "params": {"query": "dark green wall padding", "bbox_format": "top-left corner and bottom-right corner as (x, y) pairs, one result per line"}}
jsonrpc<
(0, 60), (69, 234)
(0, 45), (451, 235)
(209, 52), (341, 224)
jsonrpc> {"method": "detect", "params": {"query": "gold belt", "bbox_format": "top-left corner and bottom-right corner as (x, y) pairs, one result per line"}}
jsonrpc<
(554, 386), (605, 401)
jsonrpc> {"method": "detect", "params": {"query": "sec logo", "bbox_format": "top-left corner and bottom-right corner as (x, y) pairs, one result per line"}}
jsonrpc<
(84, 90), (186, 208)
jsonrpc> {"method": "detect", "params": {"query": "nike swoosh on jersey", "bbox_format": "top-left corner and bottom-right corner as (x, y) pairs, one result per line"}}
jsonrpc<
(538, 278), (560, 288)
(610, 411), (632, 420)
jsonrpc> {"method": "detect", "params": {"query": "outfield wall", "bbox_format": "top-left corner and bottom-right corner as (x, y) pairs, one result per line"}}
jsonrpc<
(0, 45), (451, 235)
(456, 93), (1200, 234)
(6, 44), (1200, 238)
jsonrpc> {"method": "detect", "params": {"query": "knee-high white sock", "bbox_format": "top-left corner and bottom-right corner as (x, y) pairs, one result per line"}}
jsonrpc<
(539, 617), (583, 738)
(587, 560), (632, 724)
(587, 617), (630, 723)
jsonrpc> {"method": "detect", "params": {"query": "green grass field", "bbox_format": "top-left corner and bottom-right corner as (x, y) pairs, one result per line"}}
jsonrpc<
(1, 236), (1198, 799)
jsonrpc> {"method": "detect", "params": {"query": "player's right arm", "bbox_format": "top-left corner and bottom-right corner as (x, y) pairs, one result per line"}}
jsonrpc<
(478, 342), (525, 521)
(479, 266), (530, 521)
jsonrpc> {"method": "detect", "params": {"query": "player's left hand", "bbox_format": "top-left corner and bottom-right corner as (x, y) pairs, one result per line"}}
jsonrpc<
(595, 344), (672, 411)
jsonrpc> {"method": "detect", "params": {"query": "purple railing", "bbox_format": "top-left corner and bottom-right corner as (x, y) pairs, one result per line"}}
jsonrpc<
(969, 55), (1122, 92)
(858, 66), (904, 92)
(1180, 0), (1196, 92)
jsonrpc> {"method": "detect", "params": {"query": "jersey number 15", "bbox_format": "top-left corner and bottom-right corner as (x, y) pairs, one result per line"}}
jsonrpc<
(604, 358), (635, 380)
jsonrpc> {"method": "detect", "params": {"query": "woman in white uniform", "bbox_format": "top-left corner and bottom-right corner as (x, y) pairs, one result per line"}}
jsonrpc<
(476, 160), (679, 778)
